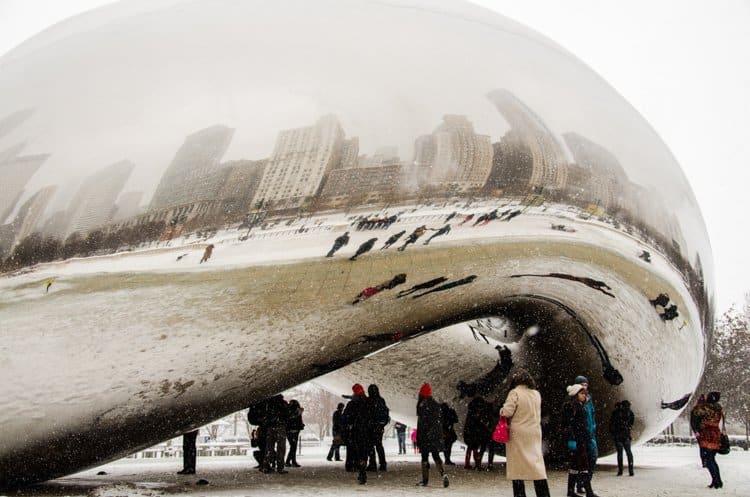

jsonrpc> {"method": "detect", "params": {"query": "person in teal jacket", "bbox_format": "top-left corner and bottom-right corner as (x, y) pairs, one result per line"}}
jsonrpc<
(574, 375), (597, 492)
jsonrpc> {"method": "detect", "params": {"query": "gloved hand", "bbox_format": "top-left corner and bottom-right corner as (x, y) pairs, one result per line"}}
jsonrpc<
(567, 440), (577, 451)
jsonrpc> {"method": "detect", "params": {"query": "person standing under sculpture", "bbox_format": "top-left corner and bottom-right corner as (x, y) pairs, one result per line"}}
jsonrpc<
(394, 421), (407, 454)
(366, 384), (390, 472)
(692, 391), (724, 489)
(499, 368), (550, 497)
(441, 402), (459, 465)
(563, 384), (600, 497)
(609, 400), (635, 476)
(177, 429), (199, 475)
(263, 395), (289, 474)
(416, 383), (449, 487)
(342, 383), (372, 484)
(327, 402), (345, 461)
(574, 375), (597, 492)
(285, 399), (305, 468)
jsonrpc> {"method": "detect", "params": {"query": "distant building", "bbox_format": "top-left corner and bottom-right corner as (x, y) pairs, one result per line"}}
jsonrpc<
(486, 132), (534, 195)
(66, 160), (134, 236)
(216, 159), (267, 218)
(319, 164), (404, 205)
(413, 115), (492, 192)
(340, 138), (359, 169)
(112, 191), (144, 222)
(150, 125), (235, 211)
(252, 115), (345, 210)
(358, 146), (401, 168)
(563, 132), (629, 210)
(0, 152), (49, 224)
(0, 185), (56, 257)
(487, 89), (568, 191)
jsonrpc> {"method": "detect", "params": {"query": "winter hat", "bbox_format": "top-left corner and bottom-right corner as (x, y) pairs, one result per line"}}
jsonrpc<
(352, 383), (365, 396)
(707, 391), (721, 403)
(419, 383), (432, 397)
(574, 375), (589, 385)
(567, 384), (584, 397)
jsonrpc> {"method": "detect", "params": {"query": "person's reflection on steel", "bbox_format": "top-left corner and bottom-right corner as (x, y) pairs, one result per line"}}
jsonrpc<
(412, 275), (477, 299)
(350, 237), (378, 261)
(326, 232), (350, 257)
(511, 273), (614, 298)
(397, 226), (427, 251)
(381, 230), (406, 250)
(396, 277), (448, 298)
(351, 274), (406, 304)
(423, 224), (451, 245)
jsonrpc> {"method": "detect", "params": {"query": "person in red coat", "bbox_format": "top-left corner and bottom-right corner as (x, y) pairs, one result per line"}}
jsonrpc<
(691, 391), (724, 489)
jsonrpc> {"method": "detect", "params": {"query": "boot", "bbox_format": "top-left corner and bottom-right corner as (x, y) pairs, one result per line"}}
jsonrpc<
(567, 473), (578, 497)
(442, 472), (449, 488)
(357, 470), (367, 485)
(583, 476), (600, 497)
(628, 463), (634, 476)
(512, 480), (527, 497)
(417, 461), (429, 486)
(533, 479), (551, 497)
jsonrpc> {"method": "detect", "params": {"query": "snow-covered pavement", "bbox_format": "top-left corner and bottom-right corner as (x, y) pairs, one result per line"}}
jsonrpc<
(13, 442), (749, 497)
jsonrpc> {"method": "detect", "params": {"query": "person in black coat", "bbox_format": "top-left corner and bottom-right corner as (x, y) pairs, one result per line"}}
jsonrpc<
(441, 402), (459, 465)
(342, 383), (372, 484)
(366, 384), (390, 472)
(463, 396), (491, 470)
(416, 383), (449, 487)
(327, 403), (345, 461)
(609, 400), (635, 476)
(263, 395), (289, 474)
(247, 399), (270, 470)
(285, 399), (305, 467)
(563, 384), (599, 497)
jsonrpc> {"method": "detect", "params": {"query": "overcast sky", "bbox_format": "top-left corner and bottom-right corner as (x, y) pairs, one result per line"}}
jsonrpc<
(1, 0), (748, 314)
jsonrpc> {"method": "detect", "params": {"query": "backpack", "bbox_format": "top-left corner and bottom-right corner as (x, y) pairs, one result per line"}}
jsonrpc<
(374, 399), (390, 425)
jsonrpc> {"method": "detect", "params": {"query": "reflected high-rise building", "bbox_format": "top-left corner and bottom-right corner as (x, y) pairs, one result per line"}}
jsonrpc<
(0, 185), (56, 257)
(339, 138), (359, 169)
(563, 132), (629, 210)
(253, 115), (344, 210)
(0, 151), (49, 224)
(216, 159), (266, 218)
(487, 89), (568, 191)
(413, 115), (492, 192)
(150, 125), (235, 211)
(112, 191), (144, 222)
(66, 160), (134, 236)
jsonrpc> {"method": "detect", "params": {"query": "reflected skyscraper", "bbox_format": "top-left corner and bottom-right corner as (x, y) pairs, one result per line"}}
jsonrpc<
(150, 125), (235, 211)
(0, 151), (49, 225)
(487, 89), (568, 191)
(0, 185), (56, 257)
(65, 161), (134, 236)
(253, 115), (345, 210)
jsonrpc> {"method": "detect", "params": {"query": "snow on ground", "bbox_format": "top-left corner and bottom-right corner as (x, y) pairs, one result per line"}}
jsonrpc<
(13, 442), (749, 497)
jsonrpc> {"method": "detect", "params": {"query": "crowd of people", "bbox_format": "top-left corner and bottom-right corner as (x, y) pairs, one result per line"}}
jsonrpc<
(173, 376), (728, 494)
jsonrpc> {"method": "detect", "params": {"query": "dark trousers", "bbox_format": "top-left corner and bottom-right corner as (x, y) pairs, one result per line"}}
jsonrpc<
(444, 439), (455, 462)
(700, 447), (722, 484)
(512, 479), (551, 497)
(286, 430), (299, 465)
(182, 430), (198, 471)
(615, 439), (633, 473)
(368, 426), (386, 469)
(420, 449), (445, 483)
(264, 426), (287, 472)
(327, 438), (342, 460)
(397, 432), (406, 454)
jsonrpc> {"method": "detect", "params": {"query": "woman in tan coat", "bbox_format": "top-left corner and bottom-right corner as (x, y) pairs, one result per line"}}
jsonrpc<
(500, 368), (550, 497)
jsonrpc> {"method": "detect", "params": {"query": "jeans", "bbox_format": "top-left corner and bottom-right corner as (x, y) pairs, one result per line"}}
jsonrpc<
(615, 439), (633, 472)
(700, 447), (722, 484)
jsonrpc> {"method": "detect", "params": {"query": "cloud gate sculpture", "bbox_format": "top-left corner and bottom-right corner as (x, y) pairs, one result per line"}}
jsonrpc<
(0, 0), (712, 488)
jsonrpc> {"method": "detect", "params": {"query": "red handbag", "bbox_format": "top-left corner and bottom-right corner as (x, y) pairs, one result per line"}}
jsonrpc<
(492, 416), (509, 443)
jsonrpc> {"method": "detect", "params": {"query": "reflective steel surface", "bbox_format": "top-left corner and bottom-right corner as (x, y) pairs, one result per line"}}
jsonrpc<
(0, 0), (712, 487)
